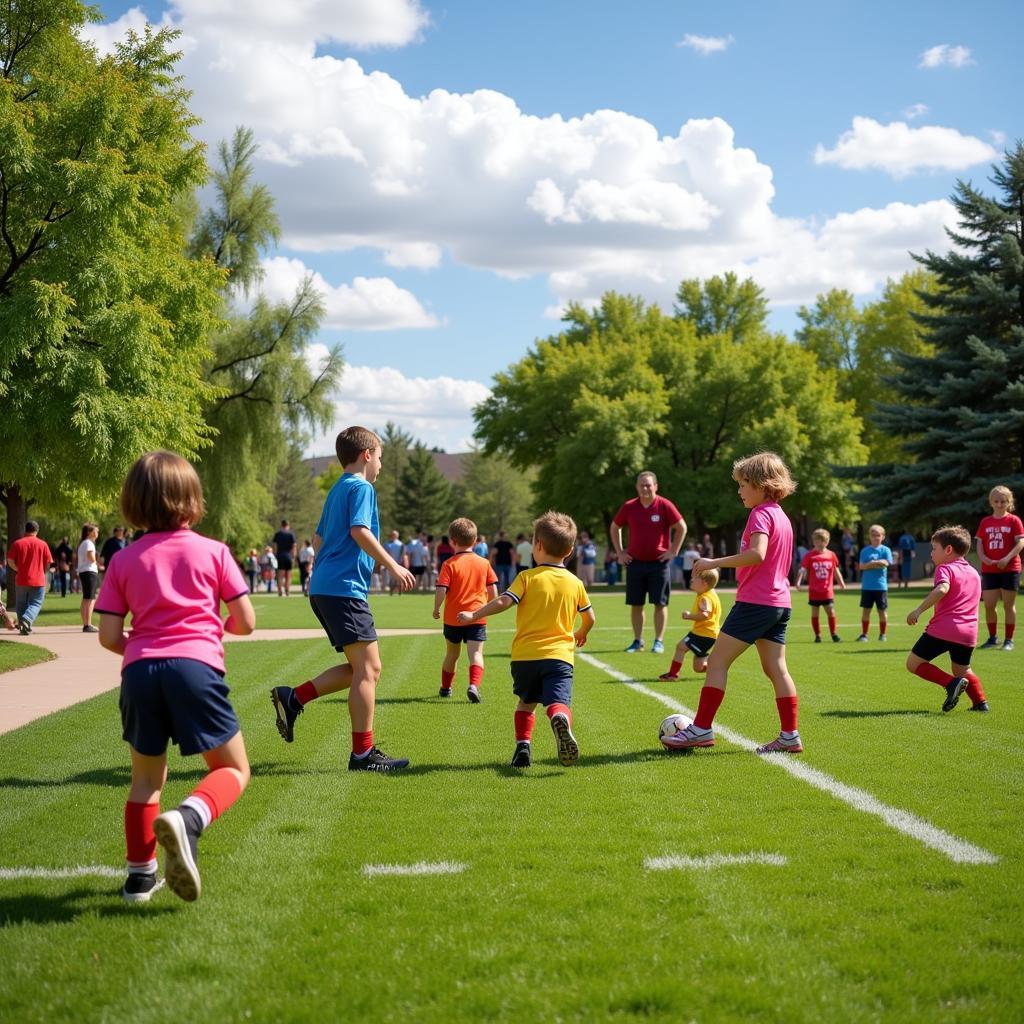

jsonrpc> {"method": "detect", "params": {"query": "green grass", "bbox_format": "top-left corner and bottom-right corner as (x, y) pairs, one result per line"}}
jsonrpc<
(0, 640), (53, 673)
(1, 589), (1022, 1022)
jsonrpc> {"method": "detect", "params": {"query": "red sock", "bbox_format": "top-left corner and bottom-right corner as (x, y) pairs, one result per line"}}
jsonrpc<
(827, 612), (837, 635)
(914, 662), (953, 687)
(352, 730), (373, 756)
(514, 710), (535, 742)
(776, 695), (798, 733)
(1006, 623), (1015, 641)
(546, 702), (571, 723)
(440, 669), (455, 689)
(468, 664), (483, 687)
(965, 671), (986, 704)
(811, 618), (821, 638)
(879, 622), (887, 637)
(861, 618), (870, 635)
(987, 620), (998, 640)
(294, 680), (318, 705)
(125, 801), (159, 868)
(693, 686), (725, 730)
(667, 660), (682, 676)
(187, 767), (243, 826)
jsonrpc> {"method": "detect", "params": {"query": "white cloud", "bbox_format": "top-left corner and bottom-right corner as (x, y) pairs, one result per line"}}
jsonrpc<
(677, 33), (734, 55)
(814, 117), (997, 177)
(919, 44), (974, 69)
(79, 7), (161, 54)
(990, 130), (1007, 148)
(383, 242), (442, 269)
(903, 103), (929, 120)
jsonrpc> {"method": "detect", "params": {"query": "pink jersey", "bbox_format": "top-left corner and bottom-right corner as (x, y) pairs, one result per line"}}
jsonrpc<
(975, 514), (1024, 573)
(926, 558), (981, 646)
(736, 502), (793, 608)
(801, 549), (839, 600)
(95, 529), (248, 672)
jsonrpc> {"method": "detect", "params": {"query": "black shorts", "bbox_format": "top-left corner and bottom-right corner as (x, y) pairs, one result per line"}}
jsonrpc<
(411, 566), (426, 577)
(683, 632), (716, 658)
(277, 554), (294, 571)
(121, 657), (240, 757)
(309, 594), (377, 650)
(912, 633), (974, 667)
(860, 591), (888, 610)
(299, 562), (312, 582)
(625, 559), (671, 606)
(80, 571), (98, 599)
(511, 659), (574, 707)
(808, 598), (835, 608)
(443, 623), (487, 644)
(721, 602), (791, 645)
(981, 571), (1020, 592)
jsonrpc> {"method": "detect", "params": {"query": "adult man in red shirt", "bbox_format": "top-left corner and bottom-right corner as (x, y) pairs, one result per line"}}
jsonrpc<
(7, 520), (53, 635)
(610, 470), (687, 654)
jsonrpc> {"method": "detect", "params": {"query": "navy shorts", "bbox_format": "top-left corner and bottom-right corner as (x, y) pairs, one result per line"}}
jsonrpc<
(683, 632), (716, 658)
(981, 571), (1021, 592)
(310, 594), (377, 650)
(808, 598), (835, 608)
(511, 659), (574, 707)
(912, 633), (974, 667)
(80, 571), (98, 599)
(860, 590), (888, 610)
(900, 558), (913, 581)
(625, 559), (671, 606)
(443, 623), (487, 644)
(277, 554), (294, 572)
(120, 657), (239, 757)
(721, 601), (791, 645)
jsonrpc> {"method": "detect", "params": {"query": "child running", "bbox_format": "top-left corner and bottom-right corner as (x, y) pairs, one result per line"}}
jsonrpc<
(458, 511), (594, 768)
(658, 567), (721, 679)
(857, 525), (893, 642)
(96, 451), (255, 903)
(433, 517), (498, 702)
(975, 485), (1024, 651)
(270, 426), (415, 771)
(795, 528), (845, 642)
(906, 526), (988, 713)
(663, 452), (802, 754)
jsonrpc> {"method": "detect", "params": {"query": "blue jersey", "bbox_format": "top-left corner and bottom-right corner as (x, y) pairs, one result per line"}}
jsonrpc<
(859, 544), (893, 592)
(310, 474), (379, 600)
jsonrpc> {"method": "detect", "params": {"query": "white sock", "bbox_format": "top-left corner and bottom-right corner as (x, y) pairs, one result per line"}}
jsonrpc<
(181, 795), (212, 830)
(780, 730), (799, 741)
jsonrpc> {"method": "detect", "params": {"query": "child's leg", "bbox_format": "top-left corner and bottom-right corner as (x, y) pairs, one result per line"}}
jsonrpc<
(906, 652), (971, 711)
(514, 699), (537, 741)
(982, 590), (999, 641)
(466, 640), (484, 691)
(860, 598), (872, 637)
(878, 606), (888, 637)
(127, 748), (167, 874)
(661, 639), (687, 678)
(754, 638), (798, 725)
(344, 640), (382, 753)
(951, 659), (986, 705)
(825, 601), (838, 638)
(1001, 588), (1016, 640)
(441, 639), (460, 691)
(695, 633), (748, 726)
(185, 732), (250, 827)
(810, 607), (821, 638)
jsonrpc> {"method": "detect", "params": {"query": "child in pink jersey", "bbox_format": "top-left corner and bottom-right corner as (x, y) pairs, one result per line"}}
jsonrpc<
(906, 526), (988, 713)
(663, 452), (803, 754)
(97, 451), (255, 903)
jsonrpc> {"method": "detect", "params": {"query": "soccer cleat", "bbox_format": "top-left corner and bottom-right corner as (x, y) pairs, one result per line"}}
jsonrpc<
(153, 809), (202, 903)
(121, 872), (164, 903)
(1002, 640), (1015, 651)
(662, 724), (714, 749)
(814, 635), (822, 643)
(878, 634), (888, 642)
(856, 634), (868, 642)
(969, 701), (990, 713)
(624, 639), (644, 653)
(942, 676), (968, 713)
(651, 639), (665, 655)
(270, 686), (303, 743)
(510, 741), (532, 768)
(348, 746), (410, 772)
(756, 734), (803, 754)
(831, 634), (841, 643)
(549, 712), (579, 766)
(467, 685), (481, 703)
(82, 624), (99, 633)
(658, 672), (679, 681)
(438, 687), (452, 698)
(979, 636), (999, 650)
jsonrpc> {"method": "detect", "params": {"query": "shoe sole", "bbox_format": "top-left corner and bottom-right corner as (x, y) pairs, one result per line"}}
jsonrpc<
(942, 677), (968, 713)
(270, 689), (295, 742)
(438, 689), (452, 697)
(658, 675), (679, 681)
(661, 735), (715, 750)
(756, 742), (803, 754)
(153, 812), (201, 903)
(550, 714), (579, 766)
(121, 877), (165, 903)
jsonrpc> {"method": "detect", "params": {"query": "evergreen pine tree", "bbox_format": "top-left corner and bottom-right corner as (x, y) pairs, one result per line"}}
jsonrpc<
(395, 444), (454, 537)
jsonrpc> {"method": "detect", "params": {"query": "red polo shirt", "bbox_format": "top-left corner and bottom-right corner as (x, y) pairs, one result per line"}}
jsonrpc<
(613, 496), (683, 561)
(7, 535), (53, 587)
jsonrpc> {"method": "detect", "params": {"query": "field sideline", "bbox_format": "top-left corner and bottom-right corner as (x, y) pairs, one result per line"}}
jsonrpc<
(1, 590), (1022, 1022)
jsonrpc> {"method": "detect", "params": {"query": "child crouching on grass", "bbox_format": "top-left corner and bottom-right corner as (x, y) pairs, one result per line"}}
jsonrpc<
(458, 511), (594, 768)
(659, 567), (721, 679)
(906, 526), (989, 714)
(97, 451), (255, 903)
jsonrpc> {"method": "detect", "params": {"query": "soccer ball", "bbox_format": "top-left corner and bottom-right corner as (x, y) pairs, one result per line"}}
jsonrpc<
(659, 713), (692, 746)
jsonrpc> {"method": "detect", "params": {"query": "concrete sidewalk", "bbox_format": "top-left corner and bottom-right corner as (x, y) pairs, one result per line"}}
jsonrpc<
(0, 626), (438, 736)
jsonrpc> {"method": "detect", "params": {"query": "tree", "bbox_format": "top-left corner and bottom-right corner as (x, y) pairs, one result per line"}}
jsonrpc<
(394, 443), (454, 537)
(0, 7), (222, 588)
(455, 448), (536, 539)
(862, 145), (1024, 522)
(265, 443), (324, 546)
(795, 289), (861, 386)
(374, 421), (414, 534)
(674, 272), (770, 342)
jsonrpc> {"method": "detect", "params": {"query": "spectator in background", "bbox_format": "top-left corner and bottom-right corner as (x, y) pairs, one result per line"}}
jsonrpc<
(77, 523), (100, 633)
(436, 534), (455, 574)
(717, 536), (731, 584)
(472, 534), (489, 559)
(9, 521), (54, 634)
(259, 545), (277, 592)
(405, 532), (429, 591)
(515, 533), (533, 575)
(53, 536), (73, 598)
(273, 519), (296, 597)
(491, 530), (516, 591)
(383, 530), (407, 595)
(298, 538), (315, 596)
(897, 528), (916, 589)
(576, 531), (597, 587)
(682, 541), (700, 589)
(841, 527), (857, 582)
(244, 549), (259, 594)
(604, 545), (620, 587)
(100, 525), (126, 571)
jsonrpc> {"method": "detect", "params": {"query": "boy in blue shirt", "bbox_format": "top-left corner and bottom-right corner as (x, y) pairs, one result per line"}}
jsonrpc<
(271, 427), (415, 771)
(858, 524), (894, 642)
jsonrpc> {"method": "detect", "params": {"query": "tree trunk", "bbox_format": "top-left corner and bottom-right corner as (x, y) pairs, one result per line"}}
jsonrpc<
(2, 483), (28, 609)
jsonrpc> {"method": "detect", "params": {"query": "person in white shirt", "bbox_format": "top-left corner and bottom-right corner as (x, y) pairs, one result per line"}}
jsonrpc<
(77, 523), (100, 633)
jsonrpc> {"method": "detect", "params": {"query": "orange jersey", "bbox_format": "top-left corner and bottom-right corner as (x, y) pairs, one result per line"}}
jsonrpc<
(437, 551), (498, 625)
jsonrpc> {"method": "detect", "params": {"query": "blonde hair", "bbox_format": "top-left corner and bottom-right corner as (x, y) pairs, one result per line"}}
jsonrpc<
(812, 528), (830, 545)
(448, 517), (478, 547)
(533, 510), (577, 559)
(990, 485), (1015, 511)
(731, 451), (796, 503)
(336, 426), (381, 467)
(868, 523), (885, 536)
(932, 525), (971, 556)
(695, 567), (720, 588)
(121, 451), (204, 531)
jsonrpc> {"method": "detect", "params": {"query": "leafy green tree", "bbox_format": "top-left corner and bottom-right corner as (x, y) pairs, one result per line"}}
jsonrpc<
(674, 272), (769, 342)
(455, 448), (536, 539)
(394, 443), (454, 537)
(862, 145), (1024, 522)
(796, 289), (861, 384)
(0, 6), (222, 584)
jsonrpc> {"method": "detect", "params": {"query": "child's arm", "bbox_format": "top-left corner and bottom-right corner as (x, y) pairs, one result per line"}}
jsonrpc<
(997, 534), (1024, 569)
(351, 526), (415, 590)
(432, 586), (445, 620)
(487, 583), (499, 601)
(906, 582), (949, 626)
(695, 532), (767, 572)
(975, 537), (994, 569)
(224, 594), (255, 635)
(833, 565), (846, 589)
(684, 597), (713, 622)
(458, 594), (514, 623)
(794, 568), (807, 590)
(575, 606), (596, 647)
(98, 614), (127, 655)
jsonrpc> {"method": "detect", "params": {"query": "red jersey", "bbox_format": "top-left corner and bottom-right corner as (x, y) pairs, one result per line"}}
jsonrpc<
(612, 496), (683, 561)
(7, 535), (53, 587)
(437, 551), (497, 626)
(800, 549), (839, 600)
(975, 514), (1024, 573)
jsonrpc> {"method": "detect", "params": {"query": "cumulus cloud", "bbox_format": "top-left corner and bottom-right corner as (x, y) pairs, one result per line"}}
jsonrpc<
(919, 44), (974, 69)
(677, 33), (734, 55)
(903, 103), (928, 120)
(814, 117), (997, 177)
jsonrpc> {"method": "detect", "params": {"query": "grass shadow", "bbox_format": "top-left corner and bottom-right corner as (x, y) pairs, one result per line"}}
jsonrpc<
(820, 708), (932, 719)
(0, 888), (177, 927)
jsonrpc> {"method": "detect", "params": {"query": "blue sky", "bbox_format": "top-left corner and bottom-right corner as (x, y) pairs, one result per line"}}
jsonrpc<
(93, 1), (1019, 453)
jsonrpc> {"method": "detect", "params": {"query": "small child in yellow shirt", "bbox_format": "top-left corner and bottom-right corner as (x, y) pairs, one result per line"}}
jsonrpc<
(659, 567), (721, 679)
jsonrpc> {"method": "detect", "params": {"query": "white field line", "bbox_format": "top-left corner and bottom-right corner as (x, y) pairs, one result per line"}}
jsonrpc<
(578, 653), (999, 866)
(362, 860), (467, 878)
(646, 853), (788, 870)
(0, 865), (123, 880)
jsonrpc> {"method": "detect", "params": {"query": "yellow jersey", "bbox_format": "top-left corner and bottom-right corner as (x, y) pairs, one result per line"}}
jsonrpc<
(690, 588), (721, 639)
(506, 564), (592, 664)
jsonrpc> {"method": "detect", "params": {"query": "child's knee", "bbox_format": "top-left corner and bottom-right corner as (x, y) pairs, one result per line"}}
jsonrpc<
(905, 654), (921, 672)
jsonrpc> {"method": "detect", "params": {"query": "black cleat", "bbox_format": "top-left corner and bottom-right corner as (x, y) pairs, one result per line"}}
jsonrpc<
(831, 634), (841, 643)
(942, 676), (968, 713)
(438, 687), (452, 698)
(979, 636), (999, 650)
(969, 701), (990, 713)
(348, 746), (410, 772)
(153, 808), (202, 903)
(510, 741), (532, 767)
(271, 686), (302, 742)
(121, 871), (164, 903)
(814, 635), (822, 643)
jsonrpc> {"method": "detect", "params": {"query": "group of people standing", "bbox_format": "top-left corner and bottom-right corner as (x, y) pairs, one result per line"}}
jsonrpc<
(243, 521), (316, 597)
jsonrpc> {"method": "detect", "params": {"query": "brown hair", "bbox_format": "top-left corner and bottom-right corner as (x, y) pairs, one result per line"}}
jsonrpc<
(812, 528), (830, 545)
(120, 451), (205, 531)
(695, 567), (720, 588)
(731, 451), (796, 502)
(336, 426), (381, 467)
(931, 525), (971, 556)
(533, 510), (577, 559)
(448, 517), (478, 547)
(80, 523), (97, 541)
(990, 484), (1015, 511)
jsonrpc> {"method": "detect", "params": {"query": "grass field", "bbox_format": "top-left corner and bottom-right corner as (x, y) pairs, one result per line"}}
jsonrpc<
(1, 589), (1022, 1022)
(0, 640), (54, 674)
